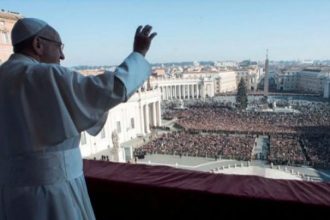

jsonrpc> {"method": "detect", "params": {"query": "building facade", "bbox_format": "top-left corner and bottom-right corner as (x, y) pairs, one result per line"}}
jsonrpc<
(276, 68), (330, 95)
(275, 69), (300, 92)
(79, 88), (162, 160)
(0, 10), (21, 64)
(236, 68), (262, 92)
(297, 69), (327, 94)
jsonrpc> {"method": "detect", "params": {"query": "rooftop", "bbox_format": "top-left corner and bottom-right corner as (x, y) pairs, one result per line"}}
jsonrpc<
(0, 10), (22, 20)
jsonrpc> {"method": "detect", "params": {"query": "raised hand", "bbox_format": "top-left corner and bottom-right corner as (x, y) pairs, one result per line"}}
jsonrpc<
(133, 25), (157, 57)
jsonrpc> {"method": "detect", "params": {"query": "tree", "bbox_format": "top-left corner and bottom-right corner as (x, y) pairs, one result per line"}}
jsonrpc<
(236, 78), (248, 110)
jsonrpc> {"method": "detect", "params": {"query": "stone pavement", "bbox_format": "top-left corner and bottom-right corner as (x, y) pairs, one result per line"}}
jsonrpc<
(136, 154), (330, 182)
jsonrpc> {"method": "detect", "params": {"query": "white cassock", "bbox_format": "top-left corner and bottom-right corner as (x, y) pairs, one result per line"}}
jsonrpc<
(0, 52), (151, 220)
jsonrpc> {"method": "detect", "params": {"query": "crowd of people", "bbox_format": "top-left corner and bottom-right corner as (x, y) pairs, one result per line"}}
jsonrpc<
(268, 135), (306, 165)
(301, 134), (330, 168)
(135, 132), (255, 161)
(152, 100), (330, 168)
(171, 106), (330, 135)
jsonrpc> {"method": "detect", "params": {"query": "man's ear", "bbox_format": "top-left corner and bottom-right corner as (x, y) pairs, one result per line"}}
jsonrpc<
(32, 36), (43, 56)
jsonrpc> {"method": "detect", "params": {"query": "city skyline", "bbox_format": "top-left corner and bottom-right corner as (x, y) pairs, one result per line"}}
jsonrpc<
(1, 0), (330, 66)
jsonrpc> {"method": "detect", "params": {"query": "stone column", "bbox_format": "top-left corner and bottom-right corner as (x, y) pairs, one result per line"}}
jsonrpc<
(170, 86), (173, 99)
(140, 103), (145, 135)
(153, 102), (157, 126)
(192, 84), (195, 99)
(179, 85), (182, 99)
(157, 101), (162, 126)
(160, 86), (163, 100)
(163, 86), (166, 100)
(145, 103), (150, 133)
(167, 86), (170, 100)
(170, 86), (173, 100)
(183, 85), (186, 99)
(197, 84), (200, 98)
(174, 85), (177, 99)
(188, 84), (191, 99)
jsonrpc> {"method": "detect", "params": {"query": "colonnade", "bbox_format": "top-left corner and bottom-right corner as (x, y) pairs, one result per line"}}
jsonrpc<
(159, 84), (202, 100)
(140, 101), (162, 134)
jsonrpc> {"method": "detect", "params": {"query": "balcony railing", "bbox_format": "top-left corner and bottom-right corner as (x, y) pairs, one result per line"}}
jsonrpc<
(83, 159), (330, 219)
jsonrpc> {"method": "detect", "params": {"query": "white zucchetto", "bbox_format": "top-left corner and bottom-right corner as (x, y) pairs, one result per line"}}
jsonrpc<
(11, 18), (48, 45)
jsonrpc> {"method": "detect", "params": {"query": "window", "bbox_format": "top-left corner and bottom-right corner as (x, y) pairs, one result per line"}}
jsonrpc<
(116, 121), (121, 133)
(1, 32), (9, 44)
(131, 118), (135, 129)
(5, 32), (9, 44)
(1, 32), (6, 43)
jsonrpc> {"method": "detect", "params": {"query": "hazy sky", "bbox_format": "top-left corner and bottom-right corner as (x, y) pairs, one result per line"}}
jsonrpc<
(2, 0), (330, 66)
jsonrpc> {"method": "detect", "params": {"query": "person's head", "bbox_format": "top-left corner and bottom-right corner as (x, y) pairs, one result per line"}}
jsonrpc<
(11, 18), (65, 64)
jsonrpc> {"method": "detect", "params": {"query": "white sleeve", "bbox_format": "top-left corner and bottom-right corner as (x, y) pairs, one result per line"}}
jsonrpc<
(114, 52), (151, 100)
